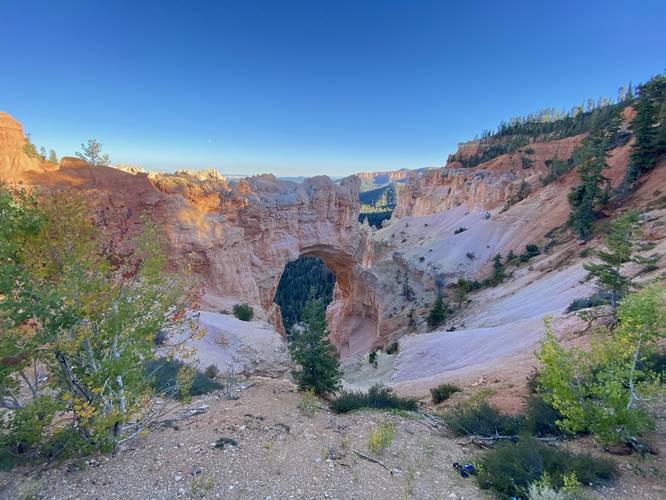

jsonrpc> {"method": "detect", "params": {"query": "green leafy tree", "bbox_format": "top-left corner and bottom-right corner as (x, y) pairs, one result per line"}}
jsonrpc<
(537, 284), (665, 444)
(427, 292), (449, 329)
(584, 211), (641, 308)
(289, 297), (341, 396)
(0, 186), (200, 459)
(76, 138), (110, 166)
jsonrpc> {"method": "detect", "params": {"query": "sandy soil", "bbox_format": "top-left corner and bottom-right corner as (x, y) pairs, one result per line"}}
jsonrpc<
(1, 378), (663, 500)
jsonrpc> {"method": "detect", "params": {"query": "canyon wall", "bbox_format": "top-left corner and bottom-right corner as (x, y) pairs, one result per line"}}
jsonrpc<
(0, 112), (381, 356)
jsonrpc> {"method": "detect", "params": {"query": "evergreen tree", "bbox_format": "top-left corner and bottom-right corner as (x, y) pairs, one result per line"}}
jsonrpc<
(48, 149), (58, 164)
(567, 115), (619, 240)
(289, 297), (341, 396)
(625, 75), (666, 185)
(455, 278), (470, 310)
(491, 253), (505, 284)
(76, 138), (110, 166)
(584, 211), (641, 308)
(427, 292), (448, 330)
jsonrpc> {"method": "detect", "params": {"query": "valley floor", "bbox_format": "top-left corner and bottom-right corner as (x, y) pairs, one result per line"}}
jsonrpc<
(2, 378), (664, 500)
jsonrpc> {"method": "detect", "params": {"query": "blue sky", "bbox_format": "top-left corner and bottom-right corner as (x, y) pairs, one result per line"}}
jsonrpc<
(2, 1), (664, 176)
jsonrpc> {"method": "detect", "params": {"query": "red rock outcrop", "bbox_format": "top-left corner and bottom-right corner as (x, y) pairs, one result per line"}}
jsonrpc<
(0, 112), (380, 356)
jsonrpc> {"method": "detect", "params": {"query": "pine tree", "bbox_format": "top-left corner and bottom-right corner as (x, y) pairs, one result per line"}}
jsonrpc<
(48, 149), (58, 164)
(490, 253), (505, 284)
(584, 211), (641, 308)
(455, 278), (470, 310)
(427, 292), (448, 330)
(76, 138), (110, 166)
(567, 114), (619, 240)
(289, 297), (341, 396)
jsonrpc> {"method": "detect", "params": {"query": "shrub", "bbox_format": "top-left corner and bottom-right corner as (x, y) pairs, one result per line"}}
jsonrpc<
(430, 383), (461, 404)
(466, 252), (476, 260)
(385, 341), (399, 355)
(519, 243), (541, 262)
(538, 286), (665, 444)
(454, 227), (468, 234)
(476, 435), (617, 497)
(204, 364), (219, 379)
(524, 396), (564, 437)
(368, 350), (378, 367)
(145, 358), (222, 399)
(330, 384), (417, 414)
(565, 291), (610, 312)
(444, 400), (524, 437)
(232, 303), (254, 321)
(368, 422), (395, 455)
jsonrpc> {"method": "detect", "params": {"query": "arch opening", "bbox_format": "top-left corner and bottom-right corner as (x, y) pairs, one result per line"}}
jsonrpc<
(274, 255), (335, 334)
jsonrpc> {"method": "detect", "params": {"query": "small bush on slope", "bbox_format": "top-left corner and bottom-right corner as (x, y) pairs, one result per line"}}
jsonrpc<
(444, 400), (524, 437)
(430, 383), (461, 404)
(232, 303), (254, 321)
(476, 435), (617, 497)
(145, 358), (221, 399)
(330, 384), (417, 414)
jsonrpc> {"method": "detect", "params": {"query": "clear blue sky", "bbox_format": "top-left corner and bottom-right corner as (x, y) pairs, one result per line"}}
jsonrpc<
(2, 1), (664, 176)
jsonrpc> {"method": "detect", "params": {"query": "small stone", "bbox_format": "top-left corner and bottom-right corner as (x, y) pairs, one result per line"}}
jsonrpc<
(174, 474), (183, 482)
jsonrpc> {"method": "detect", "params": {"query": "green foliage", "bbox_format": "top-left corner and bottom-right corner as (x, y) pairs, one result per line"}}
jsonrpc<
(519, 243), (541, 262)
(454, 278), (471, 309)
(144, 358), (221, 399)
(524, 396), (564, 437)
(0, 186), (199, 461)
(427, 292), (451, 329)
(384, 341), (399, 355)
(22, 134), (41, 159)
(584, 210), (640, 307)
(476, 435), (617, 497)
(204, 364), (219, 379)
(538, 285), (665, 444)
(297, 389), (320, 417)
(76, 138), (110, 166)
(502, 180), (531, 210)
(368, 350), (378, 368)
(454, 226), (467, 234)
(232, 303), (254, 321)
(541, 158), (574, 185)
(444, 400), (524, 437)
(567, 115), (619, 240)
(625, 75), (666, 185)
(289, 298), (341, 396)
(430, 383), (461, 404)
(275, 256), (334, 331)
(358, 184), (401, 228)
(367, 421), (395, 455)
(330, 384), (417, 414)
(566, 291), (611, 312)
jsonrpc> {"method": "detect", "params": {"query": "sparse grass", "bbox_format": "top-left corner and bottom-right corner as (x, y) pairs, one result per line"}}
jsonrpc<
(330, 384), (417, 414)
(368, 421), (395, 455)
(297, 390), (320, 417)
(430, 383), (461, 404)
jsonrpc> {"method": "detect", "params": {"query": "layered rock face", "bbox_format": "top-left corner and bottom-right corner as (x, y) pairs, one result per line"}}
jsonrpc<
(0, 112), (382, 356)
(0, 112), (58, 181)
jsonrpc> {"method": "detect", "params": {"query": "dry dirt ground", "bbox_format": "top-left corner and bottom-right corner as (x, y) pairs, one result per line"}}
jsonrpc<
(1, 378), (664, 500)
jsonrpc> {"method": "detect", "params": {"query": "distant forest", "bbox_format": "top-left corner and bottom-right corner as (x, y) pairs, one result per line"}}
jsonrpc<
(449, 79), (663, 169)
(275, 256), (335, 332)
(358, 183), (401, 228)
